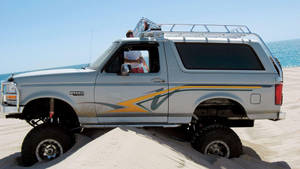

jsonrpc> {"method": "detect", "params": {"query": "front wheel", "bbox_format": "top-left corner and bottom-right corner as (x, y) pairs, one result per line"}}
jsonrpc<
(21, 124), (74, 166)
(191, 124), (242, 158)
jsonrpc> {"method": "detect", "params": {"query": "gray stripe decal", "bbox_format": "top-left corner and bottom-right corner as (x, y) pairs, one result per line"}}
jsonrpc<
(94, 102), (124, 109)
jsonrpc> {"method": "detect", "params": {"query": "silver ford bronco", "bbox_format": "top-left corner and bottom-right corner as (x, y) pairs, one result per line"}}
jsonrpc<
(0, 18), (284, 166)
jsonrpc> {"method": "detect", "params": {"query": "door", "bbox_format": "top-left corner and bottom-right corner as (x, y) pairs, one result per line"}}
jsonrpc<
(95, 41), (169, 124)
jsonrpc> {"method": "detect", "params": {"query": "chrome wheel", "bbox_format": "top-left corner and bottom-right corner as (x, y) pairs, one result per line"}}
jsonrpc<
(35, 139), (63, 161)
(204, 140), (230, 157)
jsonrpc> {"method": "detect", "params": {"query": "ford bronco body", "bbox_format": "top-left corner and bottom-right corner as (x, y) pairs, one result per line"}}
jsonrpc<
(0, 18), (284, 165)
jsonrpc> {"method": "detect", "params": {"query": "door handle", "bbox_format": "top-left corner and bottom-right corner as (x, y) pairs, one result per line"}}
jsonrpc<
(151, 78), (165, 83)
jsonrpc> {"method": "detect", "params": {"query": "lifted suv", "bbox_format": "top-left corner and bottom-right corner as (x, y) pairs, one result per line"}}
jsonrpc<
(0, 18), (284, 165)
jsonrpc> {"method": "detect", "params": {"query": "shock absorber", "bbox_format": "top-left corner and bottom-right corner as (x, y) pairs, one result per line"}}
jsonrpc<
(49, 98), (54, 123)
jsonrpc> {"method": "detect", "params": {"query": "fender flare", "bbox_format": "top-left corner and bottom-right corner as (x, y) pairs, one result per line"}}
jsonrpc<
(21, 90), (78, 114)
(193, 92), (248, 115)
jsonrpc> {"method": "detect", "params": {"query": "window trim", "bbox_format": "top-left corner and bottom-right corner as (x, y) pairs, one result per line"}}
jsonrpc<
(175, 42), (265, 71)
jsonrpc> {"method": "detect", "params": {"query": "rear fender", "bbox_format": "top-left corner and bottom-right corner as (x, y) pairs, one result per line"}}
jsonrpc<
(193, 92), (248, 114)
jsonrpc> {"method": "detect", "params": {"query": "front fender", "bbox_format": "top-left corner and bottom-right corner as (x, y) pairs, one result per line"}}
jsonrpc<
(21, 90), (77, 113)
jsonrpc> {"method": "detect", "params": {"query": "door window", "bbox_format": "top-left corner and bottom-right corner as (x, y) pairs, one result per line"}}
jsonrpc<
(104, 43), (160, 74)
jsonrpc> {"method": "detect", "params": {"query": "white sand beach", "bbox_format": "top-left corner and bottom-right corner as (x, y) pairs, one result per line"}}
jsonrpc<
(0, 67), (299, 169)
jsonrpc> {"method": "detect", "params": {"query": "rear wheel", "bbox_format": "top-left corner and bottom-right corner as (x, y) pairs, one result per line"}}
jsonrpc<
(191, 124), (242, 158)
(21, 124), (74, 166)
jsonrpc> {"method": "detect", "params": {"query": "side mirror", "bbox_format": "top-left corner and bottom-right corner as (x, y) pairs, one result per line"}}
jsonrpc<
(120, 64), (130, 76)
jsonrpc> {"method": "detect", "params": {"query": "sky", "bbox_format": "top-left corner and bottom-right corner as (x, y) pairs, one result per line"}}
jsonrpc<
(1, 0), (300, 74)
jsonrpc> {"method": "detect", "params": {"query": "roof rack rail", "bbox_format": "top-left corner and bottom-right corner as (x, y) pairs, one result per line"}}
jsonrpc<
(159, 24), (251, 33)
(133, 17), (252, 39)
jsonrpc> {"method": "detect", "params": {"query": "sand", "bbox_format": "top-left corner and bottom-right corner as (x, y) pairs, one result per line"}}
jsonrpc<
(0, 67), (299, 169)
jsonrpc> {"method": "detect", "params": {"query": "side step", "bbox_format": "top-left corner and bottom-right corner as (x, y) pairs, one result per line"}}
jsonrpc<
(82, 124), (181, 128)
(6, 113), (24, 119)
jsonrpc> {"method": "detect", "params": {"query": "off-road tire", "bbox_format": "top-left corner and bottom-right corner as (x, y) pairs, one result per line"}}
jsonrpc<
(191, 124), (242, 158)
(21, 124), (74, 166)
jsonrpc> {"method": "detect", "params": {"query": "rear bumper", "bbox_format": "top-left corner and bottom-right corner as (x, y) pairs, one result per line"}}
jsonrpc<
(248, 111), (285, 121)
(277, 111), (285, 120)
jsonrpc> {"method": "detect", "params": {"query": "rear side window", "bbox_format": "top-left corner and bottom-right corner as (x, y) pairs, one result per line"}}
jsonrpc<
(175, 43), (264, 70)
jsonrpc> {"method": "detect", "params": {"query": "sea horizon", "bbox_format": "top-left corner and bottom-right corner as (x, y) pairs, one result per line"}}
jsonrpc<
(1, 38), (300, 81)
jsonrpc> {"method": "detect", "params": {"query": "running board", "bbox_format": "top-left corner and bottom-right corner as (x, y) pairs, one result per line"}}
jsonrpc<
(81, 124), (181, 128)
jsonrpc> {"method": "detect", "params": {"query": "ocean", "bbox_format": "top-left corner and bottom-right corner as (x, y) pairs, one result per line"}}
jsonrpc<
(267, 39), (300, 68)
(0, 39), (300, 81)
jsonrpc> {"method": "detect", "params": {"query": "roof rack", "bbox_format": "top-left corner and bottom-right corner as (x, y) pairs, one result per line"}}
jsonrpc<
(132, 18), (280, 75)
(133, 17), (253, 39)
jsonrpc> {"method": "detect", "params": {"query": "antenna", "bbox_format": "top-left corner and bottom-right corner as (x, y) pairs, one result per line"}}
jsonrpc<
(89, 29), (94, 65)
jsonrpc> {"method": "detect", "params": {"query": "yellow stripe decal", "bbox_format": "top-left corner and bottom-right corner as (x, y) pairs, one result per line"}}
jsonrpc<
(179, 86), (262, 89)
(105, 85), (261, 113)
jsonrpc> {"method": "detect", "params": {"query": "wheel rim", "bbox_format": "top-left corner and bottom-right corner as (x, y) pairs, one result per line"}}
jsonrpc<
(204, 140), (230, 158)
(35, 139), (63, 161)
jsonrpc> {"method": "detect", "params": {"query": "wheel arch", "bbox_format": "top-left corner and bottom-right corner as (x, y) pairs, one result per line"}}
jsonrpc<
(193, 92), (249, 118)
(21, 90), (78, 113)
(22, 96), (80, 130)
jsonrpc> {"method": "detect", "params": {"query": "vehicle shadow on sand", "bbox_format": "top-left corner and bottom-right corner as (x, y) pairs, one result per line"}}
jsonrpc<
(121, 127), (291, 169)
(0, 127), (291, 169)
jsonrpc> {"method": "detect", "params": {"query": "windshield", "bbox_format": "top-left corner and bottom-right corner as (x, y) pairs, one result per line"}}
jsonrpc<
(88, 42), (119, 69)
